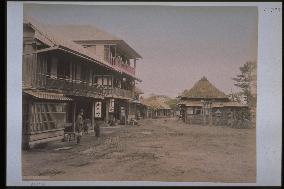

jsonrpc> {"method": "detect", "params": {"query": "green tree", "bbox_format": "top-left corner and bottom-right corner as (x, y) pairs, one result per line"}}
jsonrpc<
(232, 61), (256, 108)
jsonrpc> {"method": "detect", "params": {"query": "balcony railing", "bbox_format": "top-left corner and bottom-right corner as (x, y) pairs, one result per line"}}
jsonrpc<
(103, 87), (134, 99)
(110, 57), (135, 75)
(34, 73), (134, 99)
(35, 73), (104, 98)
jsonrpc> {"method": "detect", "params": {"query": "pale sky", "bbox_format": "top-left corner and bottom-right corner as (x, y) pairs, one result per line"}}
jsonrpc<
(24, 4), (258, 98)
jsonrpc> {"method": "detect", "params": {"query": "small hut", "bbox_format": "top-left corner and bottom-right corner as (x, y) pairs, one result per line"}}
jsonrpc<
(178, 76), (249, 127)
(142, 95), (172, 118)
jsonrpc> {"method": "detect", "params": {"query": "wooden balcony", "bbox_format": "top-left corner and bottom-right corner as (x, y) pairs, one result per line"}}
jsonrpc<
(103, 87), (134, 99)
(33, 73), (134, 99)
(109, 57), (135, 76)
(35, 73), (104, 98)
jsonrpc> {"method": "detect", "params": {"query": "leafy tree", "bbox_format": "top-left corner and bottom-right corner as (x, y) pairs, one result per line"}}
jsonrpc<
(228, 90), (244, 103)
(232, 61), (256, 122)
(232, 61), (257, 108)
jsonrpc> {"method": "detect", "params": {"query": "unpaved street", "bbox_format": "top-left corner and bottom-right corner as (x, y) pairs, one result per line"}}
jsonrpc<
(22, 118), (256, 182)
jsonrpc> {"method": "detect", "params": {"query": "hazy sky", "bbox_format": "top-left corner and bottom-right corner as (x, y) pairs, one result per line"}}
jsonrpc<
(24, 4), (258, 98)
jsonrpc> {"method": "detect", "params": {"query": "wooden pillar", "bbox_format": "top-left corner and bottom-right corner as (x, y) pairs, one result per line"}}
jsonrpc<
(51, 57), (58, 78)
(76, 63), (81, 81)
(89, 69), (92, 85)
(69, 61), (73, 81)
(134, 59), (137, 68)
(209, 107), (213, 126)
(127, 101), (130, 124)
(105, 100), (109, 123)
(73, 101), (77, 133)
(202, 105), (206, 126)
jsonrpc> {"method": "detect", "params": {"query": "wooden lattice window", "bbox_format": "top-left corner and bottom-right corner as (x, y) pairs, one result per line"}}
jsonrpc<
(29, 103), (67, 133)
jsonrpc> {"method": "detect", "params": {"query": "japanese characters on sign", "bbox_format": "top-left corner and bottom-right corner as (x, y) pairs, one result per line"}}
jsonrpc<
(109, 99), (114, 113)
(95, 102), (102, 118)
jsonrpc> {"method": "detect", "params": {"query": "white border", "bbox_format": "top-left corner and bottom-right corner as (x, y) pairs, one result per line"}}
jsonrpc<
(7, 2), (282, 186)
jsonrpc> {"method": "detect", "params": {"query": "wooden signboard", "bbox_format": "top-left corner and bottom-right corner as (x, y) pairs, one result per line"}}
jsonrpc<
(95, 102), (102, 118)
(109, 99), (114, 113)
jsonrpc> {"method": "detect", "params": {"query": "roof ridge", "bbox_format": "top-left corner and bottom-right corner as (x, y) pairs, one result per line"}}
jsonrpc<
(182, 77), (228, 99)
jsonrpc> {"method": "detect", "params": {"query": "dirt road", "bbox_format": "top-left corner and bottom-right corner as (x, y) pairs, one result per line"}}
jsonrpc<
(22, 118), (256, 182)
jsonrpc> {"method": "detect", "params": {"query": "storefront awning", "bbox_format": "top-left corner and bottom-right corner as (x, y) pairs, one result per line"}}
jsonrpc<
(24, 90), (73, 101)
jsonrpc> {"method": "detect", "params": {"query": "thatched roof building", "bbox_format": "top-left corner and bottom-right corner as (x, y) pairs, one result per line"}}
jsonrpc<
(142, 95), (171, 110)
(181, 76), (228, 100)
(178, 76), (249, 126)
(178, 76), (247, 107)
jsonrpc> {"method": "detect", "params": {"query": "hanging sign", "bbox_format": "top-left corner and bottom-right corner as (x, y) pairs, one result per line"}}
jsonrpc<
(109, 99), (115, 113)
(95, 102), (102, 118)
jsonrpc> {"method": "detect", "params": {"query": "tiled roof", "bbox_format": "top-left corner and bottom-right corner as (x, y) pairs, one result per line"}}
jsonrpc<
(48, 25), (121, 41)
(24, 90), (73, 101)
(24, 15), (140, 79)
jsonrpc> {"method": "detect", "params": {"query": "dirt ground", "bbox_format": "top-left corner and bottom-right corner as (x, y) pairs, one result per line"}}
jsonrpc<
(22, 118), (256, 182)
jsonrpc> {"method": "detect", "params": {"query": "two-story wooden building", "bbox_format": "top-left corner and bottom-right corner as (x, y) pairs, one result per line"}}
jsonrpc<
(22, 16), (142, 148)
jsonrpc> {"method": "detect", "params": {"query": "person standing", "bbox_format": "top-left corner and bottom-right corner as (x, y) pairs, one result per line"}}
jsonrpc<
(94, 120), (101, 137)
(75, 109), (84, 144)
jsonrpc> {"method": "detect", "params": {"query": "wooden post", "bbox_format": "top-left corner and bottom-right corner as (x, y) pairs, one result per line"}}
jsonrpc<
(134, 59), (137, 68)
(89, 69), (92, 85)
(127, 101), (130, 124)
(51, 57), (58, 78)
(105, 100), (109, 123)
(202, 104), (206, 126)
(209, 107), (212, 126)
(73, 101), (77, 133)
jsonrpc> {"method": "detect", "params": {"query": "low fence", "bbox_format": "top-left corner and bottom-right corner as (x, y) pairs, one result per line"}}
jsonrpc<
(185, 114), (251, 128)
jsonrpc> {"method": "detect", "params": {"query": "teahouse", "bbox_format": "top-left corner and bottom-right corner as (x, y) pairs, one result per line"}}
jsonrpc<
(177, 77), (249, 126)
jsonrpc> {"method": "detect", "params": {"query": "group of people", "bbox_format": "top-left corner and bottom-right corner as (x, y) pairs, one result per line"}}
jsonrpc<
(75, 109), (100, 144)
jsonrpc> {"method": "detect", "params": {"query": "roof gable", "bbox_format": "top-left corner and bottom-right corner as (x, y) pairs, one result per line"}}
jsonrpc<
(47, 25), (142, 58)
(181, 76), (228, 99)
(23, 15), (141, 79)
(47, 25), (121, 41)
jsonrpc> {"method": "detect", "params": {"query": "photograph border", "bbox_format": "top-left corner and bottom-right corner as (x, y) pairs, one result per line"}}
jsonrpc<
(7, 1), (282, 186)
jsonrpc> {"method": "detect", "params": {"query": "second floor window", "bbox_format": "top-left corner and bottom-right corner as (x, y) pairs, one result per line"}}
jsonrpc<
(95, 75), (112, 87)
(81, 64), (89, 82)
(57, 61), (70, 79)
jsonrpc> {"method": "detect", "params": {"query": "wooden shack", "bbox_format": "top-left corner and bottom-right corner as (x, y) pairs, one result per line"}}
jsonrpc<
(178, 77), (249, 127)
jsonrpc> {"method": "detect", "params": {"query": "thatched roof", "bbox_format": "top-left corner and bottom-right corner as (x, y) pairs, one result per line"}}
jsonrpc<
(181, 76), (228, 99)
(142, 95), (171, 110)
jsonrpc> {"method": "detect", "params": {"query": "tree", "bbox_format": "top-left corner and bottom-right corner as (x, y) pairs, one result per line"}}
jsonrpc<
(228, 91), (243, 103)
(232, 61), (257, 108)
